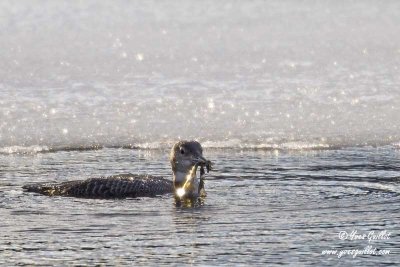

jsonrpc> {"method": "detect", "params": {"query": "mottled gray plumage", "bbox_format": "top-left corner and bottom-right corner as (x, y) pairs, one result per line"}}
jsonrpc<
(23, 174), (173, 198)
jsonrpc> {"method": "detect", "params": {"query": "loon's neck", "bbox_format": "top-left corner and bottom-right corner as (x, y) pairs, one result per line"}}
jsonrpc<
(173, 171), (189, 188)
(173, 169), (200, 194)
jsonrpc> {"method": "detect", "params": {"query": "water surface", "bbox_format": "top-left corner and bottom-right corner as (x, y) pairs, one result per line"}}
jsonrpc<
(1, 147), (399, 266)
(1, 0), (400, 265)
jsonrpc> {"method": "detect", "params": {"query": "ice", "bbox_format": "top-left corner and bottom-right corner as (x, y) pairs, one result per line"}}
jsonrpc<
(0, 1), (399, 150)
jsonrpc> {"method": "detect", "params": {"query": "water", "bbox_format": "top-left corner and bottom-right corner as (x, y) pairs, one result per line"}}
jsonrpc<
(1, 0), (400, 265)
(1, 148), (400, 265)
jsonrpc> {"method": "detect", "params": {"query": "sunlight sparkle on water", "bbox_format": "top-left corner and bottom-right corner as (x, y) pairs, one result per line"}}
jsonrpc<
(135, 53), (144, 61)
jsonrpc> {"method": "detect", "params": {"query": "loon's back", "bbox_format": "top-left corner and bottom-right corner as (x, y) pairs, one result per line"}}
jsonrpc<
(23, 174), (173, 199)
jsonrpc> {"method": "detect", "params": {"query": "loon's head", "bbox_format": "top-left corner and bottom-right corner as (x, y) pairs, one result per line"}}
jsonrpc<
(170, 140), (210, 198)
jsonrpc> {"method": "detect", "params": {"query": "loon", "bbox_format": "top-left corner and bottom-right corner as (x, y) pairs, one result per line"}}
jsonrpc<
(23, 141), (212, 200)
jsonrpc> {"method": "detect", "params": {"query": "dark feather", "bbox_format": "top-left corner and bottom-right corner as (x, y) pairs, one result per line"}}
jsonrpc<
(23, 174), (173, 199)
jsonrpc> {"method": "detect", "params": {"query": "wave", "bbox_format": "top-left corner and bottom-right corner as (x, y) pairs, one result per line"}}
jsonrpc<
(201, 140), (332, 150)
(1, 139), (399, 155)
(0, 145), (103, 155)
(0, 145), (50, 155)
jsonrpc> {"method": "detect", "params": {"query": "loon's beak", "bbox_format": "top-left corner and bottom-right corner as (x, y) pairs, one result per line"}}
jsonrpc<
(193, 155), (207, 165)
(193, 155), (212, 173)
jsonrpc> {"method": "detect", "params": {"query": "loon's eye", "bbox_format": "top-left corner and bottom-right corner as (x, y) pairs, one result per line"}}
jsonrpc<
(180, 148), (185, 155)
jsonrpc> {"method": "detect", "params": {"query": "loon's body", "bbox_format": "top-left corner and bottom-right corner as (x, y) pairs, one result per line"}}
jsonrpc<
(23, 141), (211, 200)
(23, 174), (173, 198)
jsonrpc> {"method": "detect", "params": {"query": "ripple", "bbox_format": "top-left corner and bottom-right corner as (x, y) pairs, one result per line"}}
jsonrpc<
(1, 147), (399, 266)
